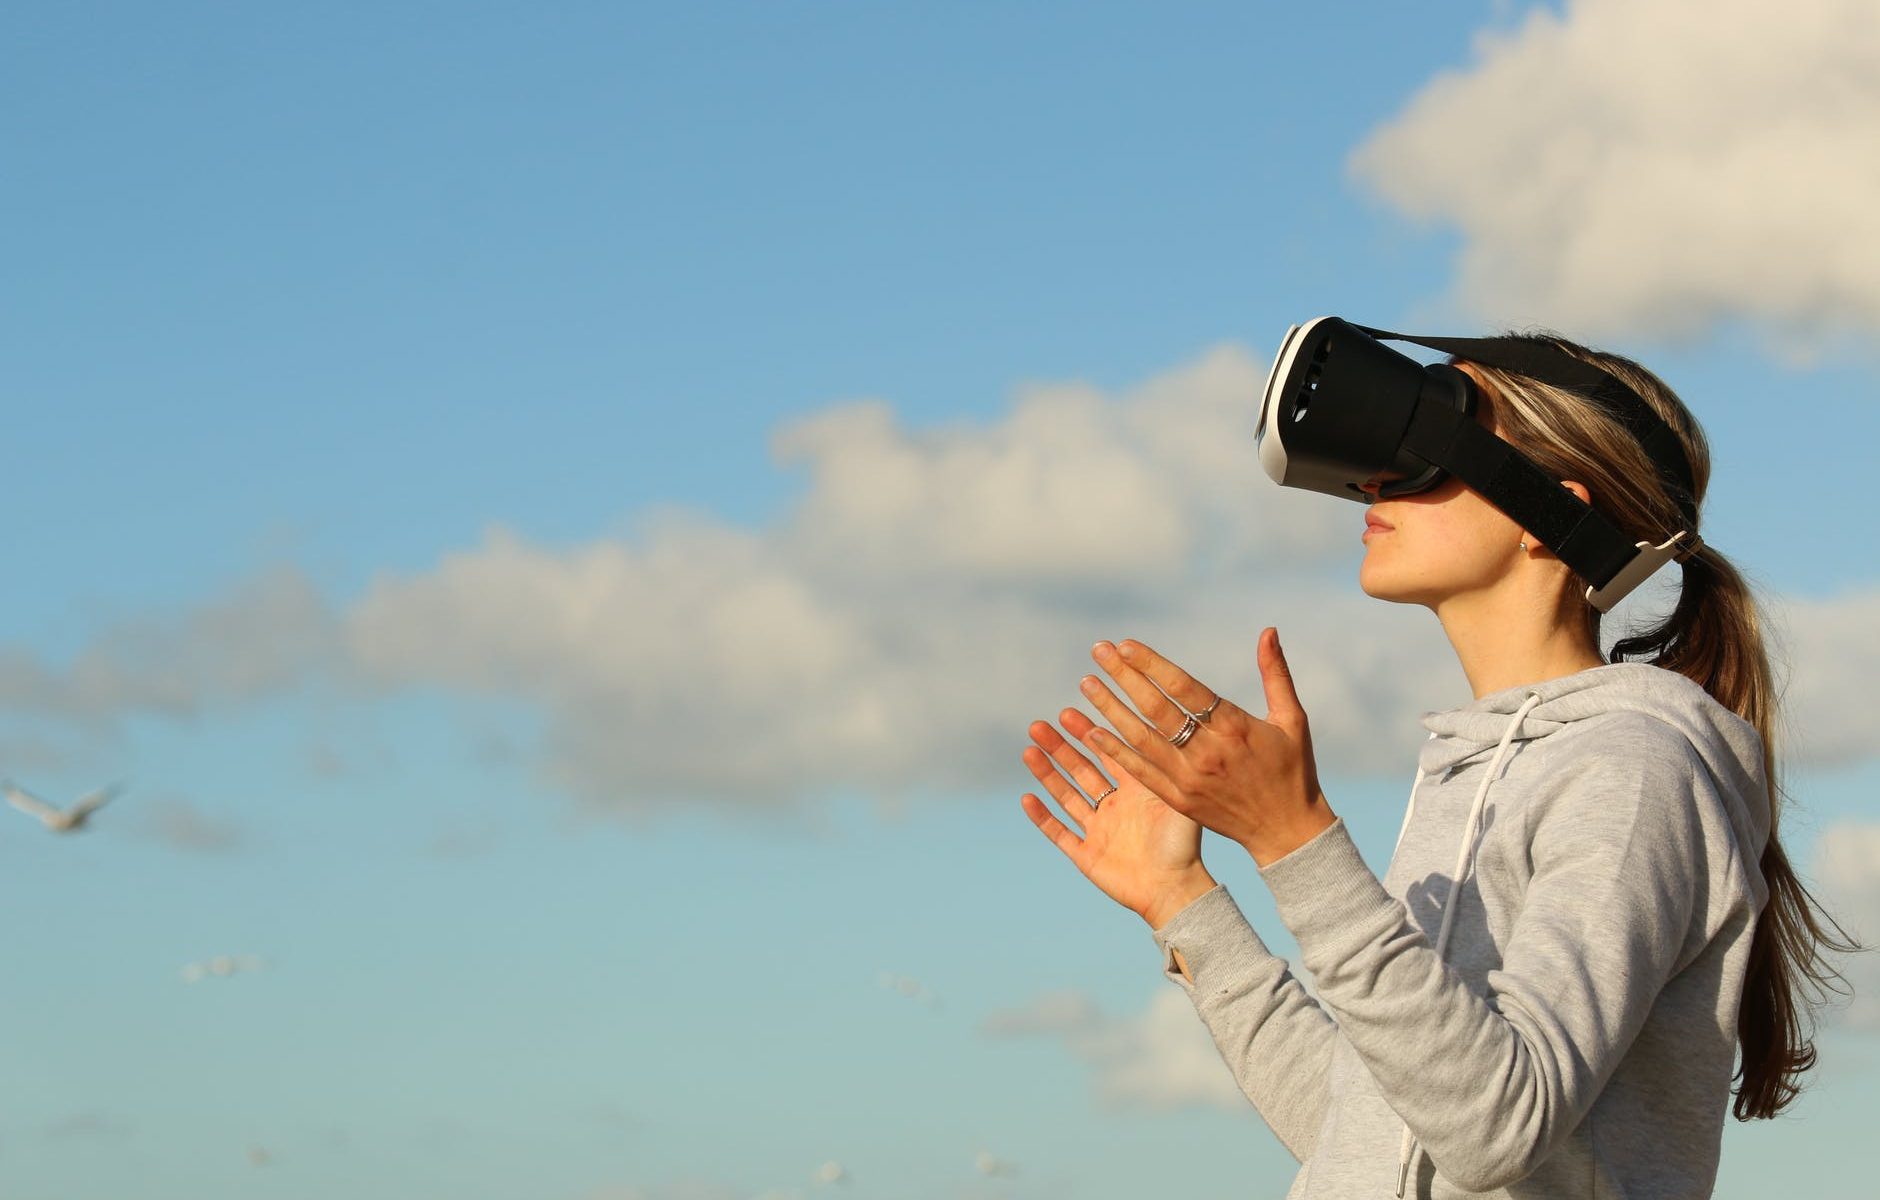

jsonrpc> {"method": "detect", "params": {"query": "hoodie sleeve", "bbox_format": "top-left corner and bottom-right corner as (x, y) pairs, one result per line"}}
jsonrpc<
(1150, 883), (1340, 1163)
(1257, 730), (1726, 1193)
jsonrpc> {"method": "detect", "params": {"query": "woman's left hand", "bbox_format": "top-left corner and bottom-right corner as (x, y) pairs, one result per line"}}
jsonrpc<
(1072, 627), (1338, 869)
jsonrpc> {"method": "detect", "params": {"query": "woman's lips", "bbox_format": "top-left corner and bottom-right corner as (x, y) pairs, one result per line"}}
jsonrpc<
(1363, 515), (1393, 542)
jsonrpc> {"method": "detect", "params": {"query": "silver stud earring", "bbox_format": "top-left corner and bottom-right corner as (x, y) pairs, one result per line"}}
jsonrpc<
(1519, 539), (1529, 553)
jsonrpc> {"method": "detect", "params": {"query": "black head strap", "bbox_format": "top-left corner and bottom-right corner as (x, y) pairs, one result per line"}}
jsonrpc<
(1357, 326), (1698, 529)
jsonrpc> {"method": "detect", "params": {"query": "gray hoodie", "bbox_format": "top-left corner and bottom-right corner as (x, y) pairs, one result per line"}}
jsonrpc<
(1150, 662), (1770, 1198)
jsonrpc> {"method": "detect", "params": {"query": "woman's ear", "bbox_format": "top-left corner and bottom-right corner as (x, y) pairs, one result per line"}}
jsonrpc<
(1519, 481), (1594, 553)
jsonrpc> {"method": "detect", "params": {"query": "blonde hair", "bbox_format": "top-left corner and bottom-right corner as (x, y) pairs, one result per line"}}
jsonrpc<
(1459, 336), (1865, 1120)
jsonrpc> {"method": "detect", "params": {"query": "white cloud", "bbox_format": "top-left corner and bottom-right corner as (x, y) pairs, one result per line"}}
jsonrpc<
(1770, 587), (1880, 769)
(0, 565), (339, 722)
(1813, 819), (1880, 1033)
(0, 341), (1461, 817)
(0, 344), (1869, 820)
(772, 345), (1350, 585)
(581, 1184), (747, 1200)
(979, 987), (1247, 1111)
(335, 344), (1448, 815)
(0, 731), (77, 774)
(1351, 0), (1880, 351)
(979, 989), (1100, 1037)
(44, 1111), (133, 1141)
(135, 794), (244, 853)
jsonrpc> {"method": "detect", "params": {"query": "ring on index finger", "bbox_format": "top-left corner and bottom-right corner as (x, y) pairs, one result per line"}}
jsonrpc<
(1192, 695), (1221, 724)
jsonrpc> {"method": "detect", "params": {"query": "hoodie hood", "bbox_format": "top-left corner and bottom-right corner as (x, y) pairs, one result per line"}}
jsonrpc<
(1417, 661), (1771, 885)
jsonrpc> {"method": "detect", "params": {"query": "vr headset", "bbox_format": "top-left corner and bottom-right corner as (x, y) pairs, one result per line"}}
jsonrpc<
(1257, 317), (1701, 612)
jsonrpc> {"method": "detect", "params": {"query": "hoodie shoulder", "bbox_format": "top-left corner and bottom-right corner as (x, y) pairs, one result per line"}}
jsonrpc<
(1534, 677), (1772, 905)
(1522, 710), (1710, 811)
(1553, 706), (1704, 758)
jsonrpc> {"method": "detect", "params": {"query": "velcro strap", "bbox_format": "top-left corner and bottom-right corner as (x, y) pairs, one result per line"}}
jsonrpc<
(1360, 325), (1698, 528)
(1401, 397), (1640, 590)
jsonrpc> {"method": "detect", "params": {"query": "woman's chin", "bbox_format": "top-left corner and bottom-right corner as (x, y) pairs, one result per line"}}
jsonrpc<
(1358, 561), (1425, 607)
(1357, 559), (1395, 600)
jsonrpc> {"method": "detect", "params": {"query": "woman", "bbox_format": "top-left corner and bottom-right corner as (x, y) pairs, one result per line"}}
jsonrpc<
(1018, 335), (1861, 1198)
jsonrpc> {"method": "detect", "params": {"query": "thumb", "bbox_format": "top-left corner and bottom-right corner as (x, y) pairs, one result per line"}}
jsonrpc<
(1258, 627), (1308, 733)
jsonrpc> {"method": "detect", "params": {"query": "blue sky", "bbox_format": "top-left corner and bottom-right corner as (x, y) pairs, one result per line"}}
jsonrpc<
(4, 2), (1879, 1197)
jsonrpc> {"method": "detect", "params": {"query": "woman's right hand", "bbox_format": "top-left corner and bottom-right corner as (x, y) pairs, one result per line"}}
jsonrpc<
(1020, 706), (1218, 929)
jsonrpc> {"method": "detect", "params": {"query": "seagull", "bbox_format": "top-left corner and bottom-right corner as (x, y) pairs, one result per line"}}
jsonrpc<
(876, 970), (941, 1008)
(4, 781), (123, 833)
(811, 1160), (849, 1185)
(975, 1150), (1017, 1177)
(180, 954), (268, 983)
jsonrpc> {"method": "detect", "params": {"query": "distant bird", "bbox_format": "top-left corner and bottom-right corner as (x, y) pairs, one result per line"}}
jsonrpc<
(876, 970), (941, 1009)
(976, 1150), (1017, 1177)
(811, 1160), (849, 1185)
(4, 780), (122, 833)
(180, 954), (268, 984)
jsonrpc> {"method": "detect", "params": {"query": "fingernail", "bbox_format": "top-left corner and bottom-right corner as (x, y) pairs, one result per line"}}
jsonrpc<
(1092, 641), (1115, 660)
(1079, 675), (1100, 694)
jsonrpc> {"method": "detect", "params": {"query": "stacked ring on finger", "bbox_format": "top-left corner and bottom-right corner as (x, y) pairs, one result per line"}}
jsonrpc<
(1092, 786), (1118, 808)
(1169, 714), (1200, 748)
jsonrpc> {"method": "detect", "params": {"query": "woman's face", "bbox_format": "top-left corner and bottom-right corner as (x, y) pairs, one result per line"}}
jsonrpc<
(1356, 364), (1529, 609)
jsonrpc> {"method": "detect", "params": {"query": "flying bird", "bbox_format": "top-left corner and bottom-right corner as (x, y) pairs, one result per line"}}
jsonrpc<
(4, 781), (123, 833)
(812, 1160), (849, 1185)
(876, 970), (941, 1008)
(180, 954), (268, 983)
(976, 1150), (1018, 1177)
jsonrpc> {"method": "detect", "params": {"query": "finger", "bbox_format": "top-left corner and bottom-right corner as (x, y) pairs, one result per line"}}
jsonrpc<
(1020, 793), (1089, 869)
(1021, 747), (1089, 832)
(1029, 718), (1115, 801)
(1064, 701), (1185, 804)
(1113, 638), (1243, 725)
(1059, 709), (1147, 785)
(1021, 741), (1097, 831)
(1089, 641), (1194, 737)
(1077, 673), (1169, 751)
(1256, 627), (1308, 734)
(1077, 674), (1196, 782)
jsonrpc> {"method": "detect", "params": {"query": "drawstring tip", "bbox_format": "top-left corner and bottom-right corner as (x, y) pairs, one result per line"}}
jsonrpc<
(1394, 1125), (1421, 1197)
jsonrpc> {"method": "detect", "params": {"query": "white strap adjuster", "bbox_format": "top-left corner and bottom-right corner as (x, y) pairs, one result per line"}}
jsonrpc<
(1584, 530), (1700, 612)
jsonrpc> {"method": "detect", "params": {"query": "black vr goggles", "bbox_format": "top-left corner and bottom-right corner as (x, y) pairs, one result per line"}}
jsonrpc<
(1257, 317), (1701, 612)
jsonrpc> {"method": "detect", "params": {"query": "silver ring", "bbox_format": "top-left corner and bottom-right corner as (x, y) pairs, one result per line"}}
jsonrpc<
(1169, 714), (1200, 748)
(1092, 786), (1118, 808)
(1193, 695), (1221, 724)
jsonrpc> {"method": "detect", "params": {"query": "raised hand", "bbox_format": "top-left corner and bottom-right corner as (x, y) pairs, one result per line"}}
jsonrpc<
(1073, 628), (1337, 869)
(1020, 705), (1217, 927)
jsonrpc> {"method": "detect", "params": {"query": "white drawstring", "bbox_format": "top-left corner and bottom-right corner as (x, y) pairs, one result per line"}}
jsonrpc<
(1393, 693), (1543, 1197)
(1390, 743), (1432, 860)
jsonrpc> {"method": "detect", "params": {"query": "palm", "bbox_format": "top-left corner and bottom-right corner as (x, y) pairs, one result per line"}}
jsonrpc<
(1075, 780), (1202, 912)
(1020, 718), (1207, 920)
